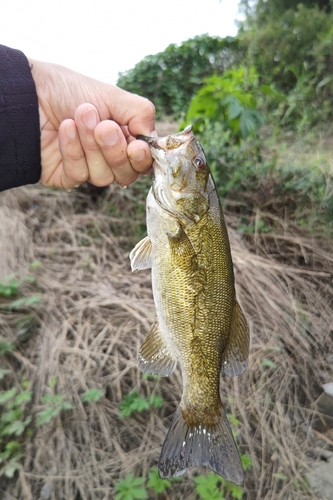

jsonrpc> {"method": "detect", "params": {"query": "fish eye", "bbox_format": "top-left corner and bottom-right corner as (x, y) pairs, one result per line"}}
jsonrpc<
(193, 155), (206, 170)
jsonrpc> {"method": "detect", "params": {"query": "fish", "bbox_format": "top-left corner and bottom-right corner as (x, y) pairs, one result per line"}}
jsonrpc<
(129, 125), (249, 484)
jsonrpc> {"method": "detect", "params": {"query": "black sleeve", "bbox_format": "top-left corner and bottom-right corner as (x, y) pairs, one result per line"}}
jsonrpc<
(0, 45), (41, 191)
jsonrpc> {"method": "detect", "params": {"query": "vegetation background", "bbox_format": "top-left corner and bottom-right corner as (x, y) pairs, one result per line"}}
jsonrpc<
(1, 0), (333, 499)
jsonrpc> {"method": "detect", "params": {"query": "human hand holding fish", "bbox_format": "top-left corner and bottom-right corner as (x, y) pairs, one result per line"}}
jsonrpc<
(130, 126), (250, 484)
(28, 58), (156, 190)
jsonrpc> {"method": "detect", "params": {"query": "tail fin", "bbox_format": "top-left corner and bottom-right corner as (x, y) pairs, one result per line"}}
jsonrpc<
(158, 406), (244, 484)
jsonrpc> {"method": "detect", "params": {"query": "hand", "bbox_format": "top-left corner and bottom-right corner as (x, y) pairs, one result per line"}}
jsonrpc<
(29, 59), (156, 190)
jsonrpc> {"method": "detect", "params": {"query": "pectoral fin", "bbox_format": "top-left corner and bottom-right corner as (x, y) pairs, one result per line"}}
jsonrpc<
(129, 236), (152, 271)
(138, 322), (177, 376)
(221, 301), (249, 377)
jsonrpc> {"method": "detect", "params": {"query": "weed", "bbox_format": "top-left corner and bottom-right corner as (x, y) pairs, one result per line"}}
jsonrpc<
(119, 391), (163, 419)
(36, 393), (74, 426)
(81, 388), (104, 403)
(147, 467), (173, 494)
(0, 368), (32, 478)
(0, 269), (41, 317)
(115, 473), (148, 500)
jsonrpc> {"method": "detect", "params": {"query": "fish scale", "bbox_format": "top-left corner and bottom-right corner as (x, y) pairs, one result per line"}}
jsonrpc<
(130, 125), (250, 483)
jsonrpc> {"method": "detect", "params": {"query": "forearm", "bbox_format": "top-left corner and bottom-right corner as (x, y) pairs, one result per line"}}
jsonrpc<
(0, 45), (41, 191)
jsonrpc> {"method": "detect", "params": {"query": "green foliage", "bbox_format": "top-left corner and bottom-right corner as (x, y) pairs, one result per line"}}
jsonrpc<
(239, 3), (333, 127)
(36, 393), (74, 426)
(117, 35), (242, 118)
(81, 388), (104, 403)
(147, 467), (173, 494)
(115, 473), (148, 500)
(0, 274), (21, 297)
(194, 472), (246, 500)
(262, 359), (277, 370)
(193, 119), (332, 226)
(0, 270), (41, 312)
(185, 67), (265, 141)
(119, 390), (163, 419)
(0, 356), (32, 478)
(194, 474), (226, 500)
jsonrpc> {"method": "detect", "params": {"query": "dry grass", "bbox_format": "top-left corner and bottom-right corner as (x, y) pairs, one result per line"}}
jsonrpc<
(0, 180), (332, 500)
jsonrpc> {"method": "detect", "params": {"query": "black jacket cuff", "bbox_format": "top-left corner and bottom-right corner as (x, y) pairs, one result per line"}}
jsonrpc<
(0, 45), (41, 191)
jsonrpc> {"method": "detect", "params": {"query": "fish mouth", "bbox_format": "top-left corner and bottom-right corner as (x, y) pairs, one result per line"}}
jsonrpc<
(137, 125), (194, 152)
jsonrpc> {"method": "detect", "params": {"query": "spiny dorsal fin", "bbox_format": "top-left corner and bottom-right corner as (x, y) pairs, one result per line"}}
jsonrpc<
(221, 301), (250, 377)
(138, 322), (177, 376)
(129, 236), (152, 271)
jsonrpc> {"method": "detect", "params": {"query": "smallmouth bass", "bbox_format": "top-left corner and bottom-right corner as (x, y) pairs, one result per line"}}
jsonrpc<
(130, 125), (249, 483)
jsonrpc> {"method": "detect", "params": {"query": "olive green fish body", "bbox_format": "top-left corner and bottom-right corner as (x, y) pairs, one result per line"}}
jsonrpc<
(130, 126), (249, 483)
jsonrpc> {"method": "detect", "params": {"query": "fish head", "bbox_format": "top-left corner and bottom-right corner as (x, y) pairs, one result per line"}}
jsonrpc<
(138, 125), (210, 223)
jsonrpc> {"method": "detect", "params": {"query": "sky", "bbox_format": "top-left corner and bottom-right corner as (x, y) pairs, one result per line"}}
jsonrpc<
(0, 0), (241, 85)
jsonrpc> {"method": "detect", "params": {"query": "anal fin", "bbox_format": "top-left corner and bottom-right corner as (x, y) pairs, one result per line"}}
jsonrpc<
(138, 322), (177, 377)
(221, 301), (250, 377)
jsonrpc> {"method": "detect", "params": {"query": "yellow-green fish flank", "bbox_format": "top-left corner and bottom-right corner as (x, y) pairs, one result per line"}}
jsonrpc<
(130, 125), (249, 483)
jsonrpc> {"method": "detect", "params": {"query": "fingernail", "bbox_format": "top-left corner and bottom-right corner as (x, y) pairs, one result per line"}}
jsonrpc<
(100, 128), (119, 146)
(131, 149), (146, 162)
(66, 122), (77, 140)
(82, 108), (98, 130)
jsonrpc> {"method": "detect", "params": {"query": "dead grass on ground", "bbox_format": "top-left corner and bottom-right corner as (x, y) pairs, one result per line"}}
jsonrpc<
(0, 182), (332, 500)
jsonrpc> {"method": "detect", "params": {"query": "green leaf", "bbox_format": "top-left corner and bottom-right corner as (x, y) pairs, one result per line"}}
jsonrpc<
(81, 388), (104, 403)
(241, 453), (253, 471)
(115, 473), (148, 500)
(119, 391), (162, 418)
(14, 390), (32, 405)
(8, 294), (41, 310)
(226, 482), (244, 499)
(1, 420), (26, 437)
(194, 474), (225, 500)
(0, 341), (15, 355)
(0, 457), (21, 478)
(262, 359), (277, 369)
(147, 467), (172, 493)
(29, 260), (42, 269)
(0, 388), (16, 404)
(36, 407), (60, 426)
(49, 377), (57, 389)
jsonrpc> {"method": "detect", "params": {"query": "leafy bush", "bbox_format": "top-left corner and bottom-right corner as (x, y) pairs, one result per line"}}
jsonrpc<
(117, 35), (242, 118)
(239, 4), (333, 127)
(184, 67), (265, 141)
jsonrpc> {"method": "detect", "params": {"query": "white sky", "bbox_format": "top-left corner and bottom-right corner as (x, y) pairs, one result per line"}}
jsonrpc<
(1, 0), (241, 85)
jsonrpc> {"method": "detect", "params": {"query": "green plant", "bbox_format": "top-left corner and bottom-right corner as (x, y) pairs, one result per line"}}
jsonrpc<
(239, 3), (333, 127)
(185, 67), (265, 142)
(117, 35), (242, 119)
(0, 270), (41, 311)
(81, 388), (104, 403)
(0, 372), (32, 478)
(119, 390), (163, 419)
(115, 473), (148, 500)
(147, 467), (173, 494)
(36, 392), (74, 426)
